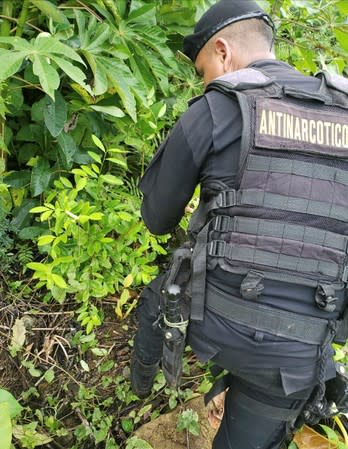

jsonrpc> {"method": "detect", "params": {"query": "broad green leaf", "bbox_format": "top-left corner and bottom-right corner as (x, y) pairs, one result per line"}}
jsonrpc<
(106, 157), (127, 168)
(84, 22), (111, 52)
(127, 4), (156, 25)
(337, 1), (348, 15)
(11, 199), (38, 230)
(335, 29), (348, 52)
(0, 403), (11, 449)
(30, 158), (52, 197)
(18, 226), (43, 240)
(91, 135), (106, 152)
(100, 174), (123, 185)
(32, 54), (60, 99)
(100, 58), (137, 121)
(0, 37), (32, 51)
(38, 235), (55, 246)
(125, 436), (153, 449)
(44, 369), (55, 384)
(27, 262), (48, 271)
(57, 133), (78, 169)
(90, 105), (125, 118)
(4, 171), (31, 188)
(31, 0), (69, 25)
(30, 206), (51, 213)
(44, 92), (67, 137)
(88, 151), (102, 164)
(0, 390), (23, 419)
(51, 274), (67, 289)
(34, 35), (84, 65)
(50, 56), (90, 93)
(0, 50), (27, 81)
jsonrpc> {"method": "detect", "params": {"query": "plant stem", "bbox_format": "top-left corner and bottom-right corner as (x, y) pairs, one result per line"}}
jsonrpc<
(0, 0), (13, 40)
(0, 1), (14, 172)
(16, 0), (30, 37)
(102, 0), (121, 24)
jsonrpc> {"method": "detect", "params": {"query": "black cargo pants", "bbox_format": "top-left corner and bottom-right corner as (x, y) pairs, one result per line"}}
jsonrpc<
(133, 276), (335, 449)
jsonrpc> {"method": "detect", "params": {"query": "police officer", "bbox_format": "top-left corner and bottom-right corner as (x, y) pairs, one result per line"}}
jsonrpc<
(130, 1), (348, 448)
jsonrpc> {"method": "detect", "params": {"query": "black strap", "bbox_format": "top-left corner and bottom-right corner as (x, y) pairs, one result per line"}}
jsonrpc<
(237, 392), (301, 422)
(212, 215), (348, 252)
(205, 283), (330, 345)
(208, 240), (341, 280)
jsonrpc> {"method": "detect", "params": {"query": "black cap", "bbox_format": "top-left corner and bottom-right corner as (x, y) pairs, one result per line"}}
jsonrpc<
(183, 0), (274, 62)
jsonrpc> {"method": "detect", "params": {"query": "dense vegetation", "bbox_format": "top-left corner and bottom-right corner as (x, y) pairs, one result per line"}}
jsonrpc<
(0, 1), (347, 448)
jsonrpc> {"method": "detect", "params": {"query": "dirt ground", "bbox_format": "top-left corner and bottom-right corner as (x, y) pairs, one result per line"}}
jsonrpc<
(136, 396), (217, 449)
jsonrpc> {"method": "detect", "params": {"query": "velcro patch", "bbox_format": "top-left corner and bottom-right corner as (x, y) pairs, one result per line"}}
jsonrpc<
(255, 98), (348, 157)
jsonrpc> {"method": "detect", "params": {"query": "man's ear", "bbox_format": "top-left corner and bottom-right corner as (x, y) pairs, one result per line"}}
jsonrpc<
(214, 37), (232, 72)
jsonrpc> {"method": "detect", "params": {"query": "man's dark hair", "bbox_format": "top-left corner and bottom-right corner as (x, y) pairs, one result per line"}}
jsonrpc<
(211, 18), (274, 51)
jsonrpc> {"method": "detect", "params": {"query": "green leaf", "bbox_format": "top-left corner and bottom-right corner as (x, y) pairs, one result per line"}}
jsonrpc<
(100, 174), (123, 186)
(127, 4), (156, 25)
(31, 0), (69, 25)
(87, 151), (102, 164)
(337, 1), (348, 15)
(57, 133), (78, 170)
(12, 199), (38, 230)
(335, 29), (348, 52)
(50, 56), (90, 92)
(0, 37), (32, 51)
(0, 403), (12, 449)
(91, 135), (106, 152)
(100, 58), (137, 121)
(30, 159), (52, 197)
(4, 170), (31, 188)
(0, 50), (27, 81)
(121, 418), (133, 433)
(26, 262), (49, 272)
(44, 92), (67, 137)
(125, 436), (153, 449)
(44, 369), (55, 384)
(80, 360), (90, 372)
(32, 54), (60, 99)
(38, 235), (55, 246)
(34, 35), (84, 64)
(90, 105), (125, 118)
(106, 157), (127, 168)
(51, 274), (67, 289)
(0, 390), (23, 419)
(18, 226), (43, 240)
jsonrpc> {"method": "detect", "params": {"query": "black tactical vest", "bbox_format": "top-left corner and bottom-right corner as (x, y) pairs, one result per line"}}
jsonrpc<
(189, 68), (348, 323)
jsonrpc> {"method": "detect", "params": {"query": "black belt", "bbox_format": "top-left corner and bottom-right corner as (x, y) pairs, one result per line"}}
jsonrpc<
(205, 283), (330, 345)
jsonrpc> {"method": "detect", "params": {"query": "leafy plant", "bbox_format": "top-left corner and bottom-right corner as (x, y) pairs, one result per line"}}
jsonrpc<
(176, 408), (200, 436)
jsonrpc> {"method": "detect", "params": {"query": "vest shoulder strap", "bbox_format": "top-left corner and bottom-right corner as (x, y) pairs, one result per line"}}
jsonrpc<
(316, 71), (348, 94)
(206, 68), (279, 96)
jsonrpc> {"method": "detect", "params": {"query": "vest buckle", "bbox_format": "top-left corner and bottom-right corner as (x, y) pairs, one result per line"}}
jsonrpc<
(208, 240), (226, 257)
(216, 190), (236, 208)
(213, 215), (232, 232)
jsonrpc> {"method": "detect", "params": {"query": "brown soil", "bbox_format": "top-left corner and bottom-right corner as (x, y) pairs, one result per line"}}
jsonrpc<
(136, 396), (217, 449)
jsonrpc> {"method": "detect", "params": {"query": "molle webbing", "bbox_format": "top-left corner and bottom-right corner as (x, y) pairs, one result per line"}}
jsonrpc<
(240, 191), (348, 222)
(212, 216), (348, 252)
(240, 154), (348, 222)
(208, 241), (344, 280)
(247, 155), (348, 186)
